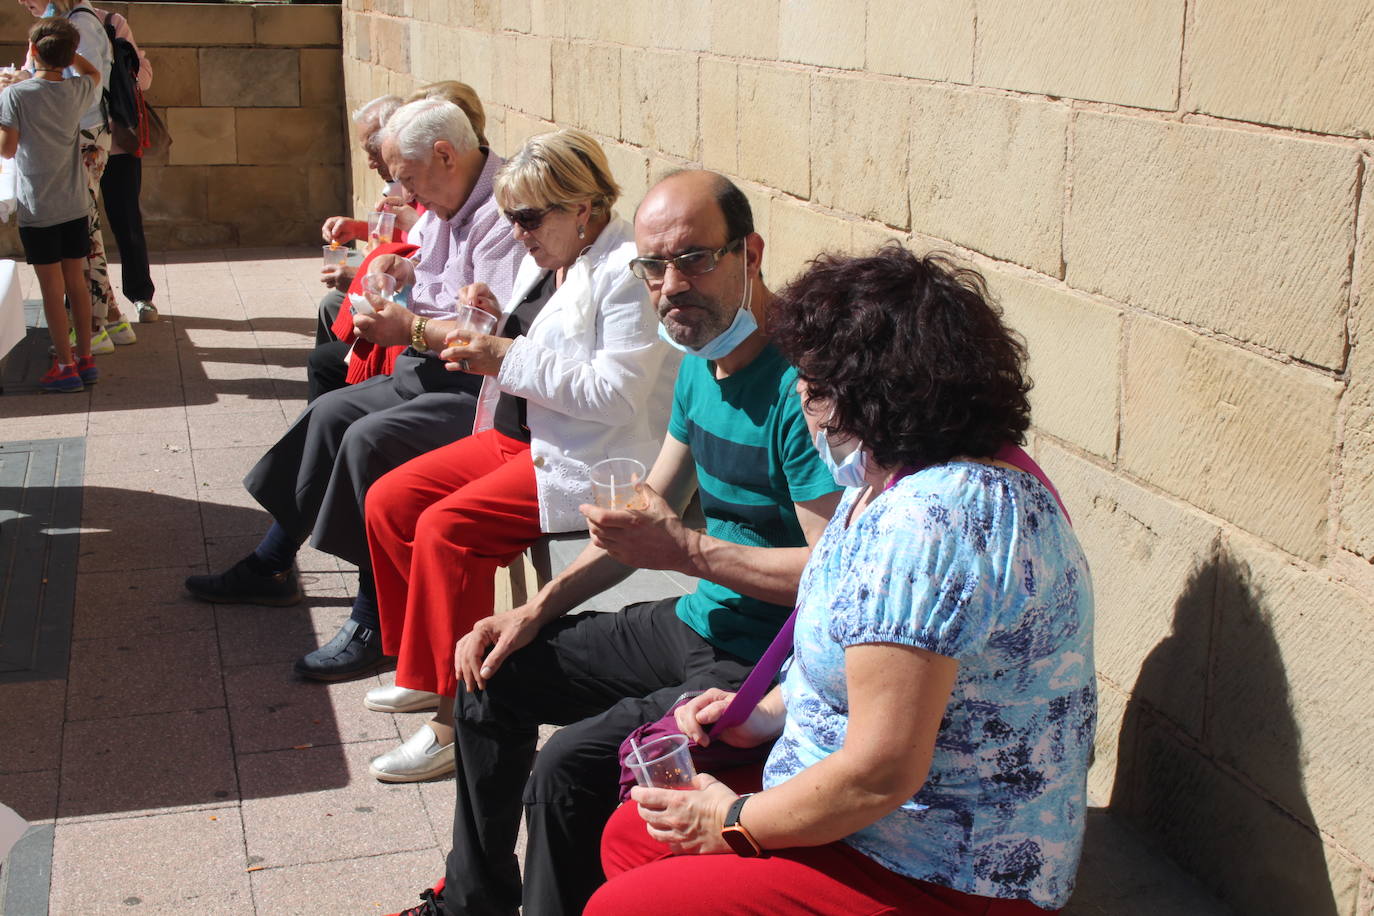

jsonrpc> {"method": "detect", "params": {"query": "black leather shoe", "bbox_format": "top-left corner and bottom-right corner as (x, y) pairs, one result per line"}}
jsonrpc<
(294, 619), (384, 681)
(186, 555), (301, 606)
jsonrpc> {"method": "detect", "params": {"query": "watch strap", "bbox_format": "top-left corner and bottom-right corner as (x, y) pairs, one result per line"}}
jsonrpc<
(722, 794), (763, 857)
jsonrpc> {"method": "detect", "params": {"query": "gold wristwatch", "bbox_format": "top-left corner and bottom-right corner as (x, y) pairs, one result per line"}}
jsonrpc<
(410, 315), (429, 351)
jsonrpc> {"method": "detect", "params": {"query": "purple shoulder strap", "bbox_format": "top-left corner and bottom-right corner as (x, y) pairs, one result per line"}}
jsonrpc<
(707, 443), (1068, 739)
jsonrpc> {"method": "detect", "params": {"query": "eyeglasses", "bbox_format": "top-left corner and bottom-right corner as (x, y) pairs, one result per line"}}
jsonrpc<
(501, 206), (558, 232)
(628, 239), (743, 283)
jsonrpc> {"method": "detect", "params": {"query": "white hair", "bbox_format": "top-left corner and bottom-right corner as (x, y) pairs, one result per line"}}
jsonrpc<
(380, 98), (478, 163)
(351, 94), (403, 132)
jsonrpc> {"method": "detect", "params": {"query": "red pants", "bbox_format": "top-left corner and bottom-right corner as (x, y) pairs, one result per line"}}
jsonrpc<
(365, 429), (543, 698)
(589, 768), (1057, 916)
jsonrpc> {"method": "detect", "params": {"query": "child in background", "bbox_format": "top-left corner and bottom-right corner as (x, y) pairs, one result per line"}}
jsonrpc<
(0, 17), (102, 392)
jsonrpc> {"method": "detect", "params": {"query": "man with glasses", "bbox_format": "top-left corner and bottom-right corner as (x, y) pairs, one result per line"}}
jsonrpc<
(388, 169), (843, 916)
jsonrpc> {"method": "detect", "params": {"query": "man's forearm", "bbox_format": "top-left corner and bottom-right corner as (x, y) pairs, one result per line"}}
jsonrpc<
(682, 534), (810, 607)
(526, 542), (637, 623)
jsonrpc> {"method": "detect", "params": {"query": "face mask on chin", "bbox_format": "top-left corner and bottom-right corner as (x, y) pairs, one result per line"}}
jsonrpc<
(655, 249), (757, 361)
(813, 426), (869, 488)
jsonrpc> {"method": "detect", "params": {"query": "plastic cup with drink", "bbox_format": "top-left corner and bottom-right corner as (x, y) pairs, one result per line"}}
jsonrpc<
(589, 457), (647, 511)
(322, 242), (348, 267)
(626, 734), (697, 790)
(368, 211), (397, 250)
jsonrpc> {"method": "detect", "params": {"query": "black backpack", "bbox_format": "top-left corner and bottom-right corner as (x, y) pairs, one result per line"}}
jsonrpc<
(70, 6), (145, 153)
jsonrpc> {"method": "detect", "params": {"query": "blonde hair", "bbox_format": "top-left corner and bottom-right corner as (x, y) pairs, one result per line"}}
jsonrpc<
(408, 81), (487, 149)
(494, 128), (620, 217)
(47, 0), (79, 12)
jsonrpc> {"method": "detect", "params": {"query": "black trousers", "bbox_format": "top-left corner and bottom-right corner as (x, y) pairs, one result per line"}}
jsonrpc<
(443, 598), (755, 916)
(245, 351), (482, 571)
(308, 290), (349, 402)
(99, 153), (154, 303)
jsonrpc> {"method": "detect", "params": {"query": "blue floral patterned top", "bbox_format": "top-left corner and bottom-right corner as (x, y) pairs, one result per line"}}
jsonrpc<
(762, 461), (1096, 910)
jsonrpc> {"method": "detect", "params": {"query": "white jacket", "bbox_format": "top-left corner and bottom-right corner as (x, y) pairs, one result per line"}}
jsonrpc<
(472, 215), (681, 532)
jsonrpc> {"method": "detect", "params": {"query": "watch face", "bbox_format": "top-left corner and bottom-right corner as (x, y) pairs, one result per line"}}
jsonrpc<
(722, 826), (761, 858)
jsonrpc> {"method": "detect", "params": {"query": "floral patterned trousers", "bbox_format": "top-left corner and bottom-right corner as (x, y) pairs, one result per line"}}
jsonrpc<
(79, 124), (114, 322)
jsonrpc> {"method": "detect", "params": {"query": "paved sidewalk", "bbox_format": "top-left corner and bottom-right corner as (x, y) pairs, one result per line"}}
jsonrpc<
(1, 249), (451, 914)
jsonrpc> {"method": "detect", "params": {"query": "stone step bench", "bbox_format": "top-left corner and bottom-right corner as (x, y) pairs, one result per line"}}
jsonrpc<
(495, 532), (1230, 916)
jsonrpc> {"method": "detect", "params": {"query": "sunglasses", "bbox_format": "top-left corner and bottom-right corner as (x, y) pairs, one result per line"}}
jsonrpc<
(628, 239), (744, 283)
(501, 206), (559, 232)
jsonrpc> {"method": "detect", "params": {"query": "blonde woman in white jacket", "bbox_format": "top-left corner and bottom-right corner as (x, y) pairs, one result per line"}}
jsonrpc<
(361, 129), (679, 782)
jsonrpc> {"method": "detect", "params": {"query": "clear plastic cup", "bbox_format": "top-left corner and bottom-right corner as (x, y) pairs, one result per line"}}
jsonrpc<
(589, 457), (647, 511)
(368, 210), (397, 249)
(322, 244), (348, 267)
(447, 304), (498, 346)
(362, 272), (397, 303)
(625, 734), (697, 790)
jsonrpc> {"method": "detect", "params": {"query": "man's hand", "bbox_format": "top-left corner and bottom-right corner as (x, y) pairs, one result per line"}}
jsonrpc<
(454, 609), (542, 692)
(369, 254), (417, 288)
(380, 197), (420, 233)
(353, 294), (416, 347)
(582, 483), (695, 573)
(321, 216), (363, 244)
(320, 263), (355, 290)
(631, 776), (737, 855)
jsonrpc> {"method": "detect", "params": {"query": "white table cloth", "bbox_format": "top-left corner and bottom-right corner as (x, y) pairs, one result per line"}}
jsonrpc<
(0, 259), (25, 366)
(0, 157), (16, 223)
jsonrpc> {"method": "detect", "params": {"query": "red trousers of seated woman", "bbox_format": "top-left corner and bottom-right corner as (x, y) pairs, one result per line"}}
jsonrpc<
(365, 428), (544, 698)
(589, 766), (1058, 916)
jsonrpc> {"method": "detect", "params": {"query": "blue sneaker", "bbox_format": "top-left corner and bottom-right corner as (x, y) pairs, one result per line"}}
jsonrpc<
(76, 355), (99, 385)
(40, 361), (84, 393)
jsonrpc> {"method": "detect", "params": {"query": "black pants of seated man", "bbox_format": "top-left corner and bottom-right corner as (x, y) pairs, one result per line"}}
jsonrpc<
(308, 288), (349, 402)
(441, 597), (756, 916)
(244, 350), (482, 571)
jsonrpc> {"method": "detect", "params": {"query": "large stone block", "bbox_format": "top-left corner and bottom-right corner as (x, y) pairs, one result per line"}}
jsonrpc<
(253, 6), (341, 48)
(711, 0), (778, 60)
(975, 0), (1182, 109)
(373, 16), (410, 73)
(1121, 316), (1340, 561)
(867, 0), (974, 83)
(1035, 445), (1221, 736)
(989, 273), (1118, 457)
(699, 59), (737, 174)
(500, 0), (531, 33)
(768, 197), (853, 286)
(529, 0), (565, 36)
(620, 50), (699, 161)
(1342, 174), (1374, 560)
(551, 41), (620, 138)
(810, 75), (909, 228)
(600, 141), (648, 216)
(236, 108), (346, 167)
(166, 108), (236, 167)
(1114, 708), (1362, 915)
(777, 0), (863, 70)
(127, 4), (253, 47)
(737, 64), (808, 199)
(408, 21), (456, 86)
(308, 165), (347, 221)
(458, 30), (495, 105)
(199, 48), (300, 108)
(490, 33), (520, 114)
(1210, 535), (1374, 868)
(206, 165), (312, 240)
(143, 48), (199, 109)
(349, 12), (371, 63)
(650, 0), (711, 51)
(502, 109), (555, 153)
(1067, 113), (1357, 370)
(139, 165), (208, 223)
(1190, 0), (1374, 139)
(300, 49), (344, 107)
(514, 36), (553, 120)
(909, 87), (1066, 276)
(1086, 677), (1128, 805)
(566, 0), (648, 46)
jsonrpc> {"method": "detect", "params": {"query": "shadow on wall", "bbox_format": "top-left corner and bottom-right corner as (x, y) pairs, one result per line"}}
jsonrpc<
(1110, 552), (1339, 915)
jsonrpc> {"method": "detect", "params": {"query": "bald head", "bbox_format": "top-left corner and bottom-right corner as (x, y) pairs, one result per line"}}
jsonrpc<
(636, 170), (753, 247)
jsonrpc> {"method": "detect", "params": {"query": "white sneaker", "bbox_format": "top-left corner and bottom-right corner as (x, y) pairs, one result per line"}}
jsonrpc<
(103, 318), (137, 345)
(369, 724), (455, 783)
(68, 325), (115, 355)
(365, 683), (442, 713)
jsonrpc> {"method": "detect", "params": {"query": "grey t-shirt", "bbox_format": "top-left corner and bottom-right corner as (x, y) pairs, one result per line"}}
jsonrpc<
(0, 75), (97, 228)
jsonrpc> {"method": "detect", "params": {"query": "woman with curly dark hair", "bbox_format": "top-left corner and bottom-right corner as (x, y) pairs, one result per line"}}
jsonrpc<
(588, 245), (1096, 915)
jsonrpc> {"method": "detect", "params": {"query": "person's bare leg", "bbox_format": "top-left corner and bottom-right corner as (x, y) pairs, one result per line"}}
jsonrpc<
(35, 262), (73, 365)
(430, 703), (455, 744)
(61, 256), (93, 358)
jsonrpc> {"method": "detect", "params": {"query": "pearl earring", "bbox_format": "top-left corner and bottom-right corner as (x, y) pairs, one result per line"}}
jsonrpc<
(577, 224), (586, 240)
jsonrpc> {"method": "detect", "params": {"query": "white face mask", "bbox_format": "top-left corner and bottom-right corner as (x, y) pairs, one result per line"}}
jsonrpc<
(813, 427), (868, 488)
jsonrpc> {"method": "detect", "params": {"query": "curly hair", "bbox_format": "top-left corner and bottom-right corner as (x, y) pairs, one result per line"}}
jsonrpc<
(772, 244), (1032, 471)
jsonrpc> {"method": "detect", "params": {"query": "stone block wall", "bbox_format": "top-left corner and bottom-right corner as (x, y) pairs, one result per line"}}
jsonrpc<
(0, 2), (346, 250)
(336, 2), (1374, 913)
